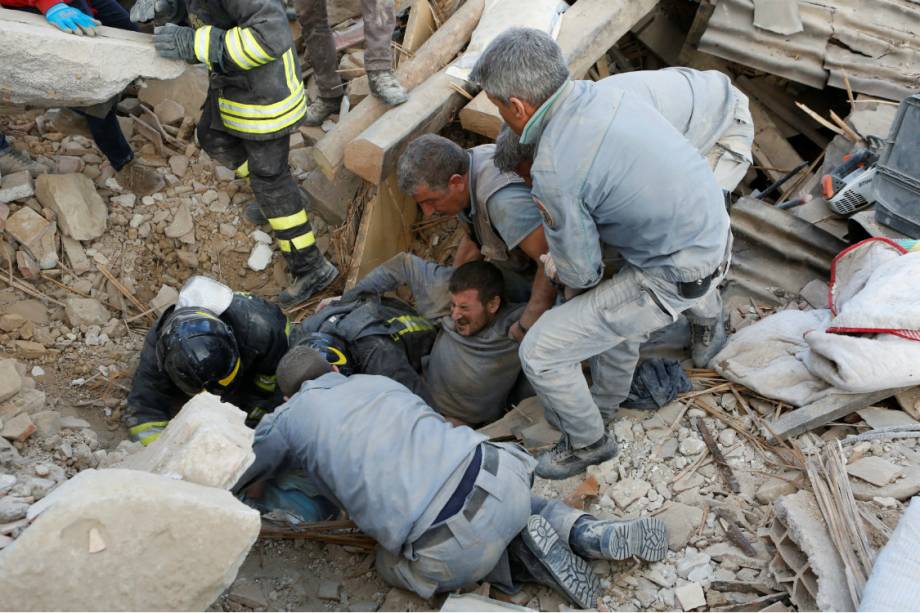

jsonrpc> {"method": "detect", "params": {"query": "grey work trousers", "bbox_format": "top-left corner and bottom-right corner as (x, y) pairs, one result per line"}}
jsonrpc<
(295, 0), (396, 98)
(520, 259), (728, 449)
(375, 444), (587, 598)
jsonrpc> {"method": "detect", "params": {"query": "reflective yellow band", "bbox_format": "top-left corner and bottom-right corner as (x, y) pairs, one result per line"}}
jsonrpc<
(241, 28), (273, 65)
(129, 421), (169, 436)
(218, 358), (241, 387)
(194, 26), (212, 70)
(285, 320), (291, 337)
(327, 346), (348, 366)
(217, 50), (307, 134)
(277, 231), (316, 252)
(219, 97), (306, 134)
(219, 82), (305, 118)
(235, 161), (249, 178)
(139, 430), (162, 445)
(268, 210), (308, 231)
(225, 27), (257, 70)
(254, 374), (276, 393)
(388, 315), (436, 336)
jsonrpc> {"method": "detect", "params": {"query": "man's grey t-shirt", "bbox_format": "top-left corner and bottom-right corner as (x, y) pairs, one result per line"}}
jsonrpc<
(350, 252), (525, 425)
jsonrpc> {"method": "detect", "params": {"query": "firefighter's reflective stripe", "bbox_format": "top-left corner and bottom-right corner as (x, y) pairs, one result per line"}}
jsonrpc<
(254, 373), (277, 392)
(225, 26), (274, 70)
(217, 49), (306, 134)
(268, 209), (308, 231)
(129, 420), (169, 446)
(194, 26), (213, 70)
(235, 160), (250, 178)
(277, 231), (316, 252)
(388, 315), (436, 339)
(218, 357), (241, 387)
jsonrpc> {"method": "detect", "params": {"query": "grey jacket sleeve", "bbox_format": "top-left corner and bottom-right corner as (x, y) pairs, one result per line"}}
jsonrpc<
(532, 175), (604, 289)
(347, 252), (454, 319)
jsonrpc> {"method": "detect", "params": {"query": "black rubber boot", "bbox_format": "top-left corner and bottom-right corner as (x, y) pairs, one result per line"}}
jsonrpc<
(536, 433), (618, 480)
(243, 202), (268, 226)
(278, 253), (339, 308)
(303, 96), (343, 126)
(570, 515), (668, 562)
(510, 515), (601, 609)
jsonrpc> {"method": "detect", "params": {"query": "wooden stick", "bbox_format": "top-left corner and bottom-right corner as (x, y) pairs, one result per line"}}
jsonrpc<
(695, 416), (741, 493)
(830, 110), (864, 144)
(449, 82), (474, 101)
(842, 71), (855, 108)
(96, 264), (153, 321)
(0, 273), (66, 307)
(795, 101), (845, 136)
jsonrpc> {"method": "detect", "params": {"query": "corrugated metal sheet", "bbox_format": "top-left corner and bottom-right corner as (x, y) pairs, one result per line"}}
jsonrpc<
(699, 0), (920, 100)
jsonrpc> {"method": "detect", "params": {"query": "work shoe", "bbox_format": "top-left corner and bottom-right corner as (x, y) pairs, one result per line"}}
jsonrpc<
(116, 160), (165, 196)
(243, 202), (268, 226)
(303, 96), (343, 126)
(367, 69), (409, 106)
(517, 515), (601, 609)
(689, 311), (727, 368)
(0, 145), (48, 177)
(570, 515), (668, 562)
(535, 433), (618, 480)
(278, 256), (339, 308)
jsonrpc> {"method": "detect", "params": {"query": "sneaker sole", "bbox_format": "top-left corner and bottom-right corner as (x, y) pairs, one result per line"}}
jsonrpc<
(602, 517), (668, 562)
(521, 515), (601, 610)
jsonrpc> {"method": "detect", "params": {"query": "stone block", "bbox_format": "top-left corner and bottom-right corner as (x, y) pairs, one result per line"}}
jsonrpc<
(64, 298), (111, 328)
(658, 502), (704, 550)
(30, 410), (62, 438)
(755, 475), (798, 505)
(165, 202), (194, 239)
(154, 99), (185, 126)
(35, 173), (107, 241)
(0, 9), (186, 107)
(61, 236), (91, 274)
(0, 388), (46, 420)
(1, 413), (35, 442)
(847, 456), (904, 487)
(674, 583), (706, 611)
(138, 65), (208, 122)
(0, 170), (34, 203)
(611, 478), (651, 509)
(0, 468), (260, 610)
(857, 406), (918, 429)
(0, 359), (22, 403)
(149, 284), (178, 316)
(4, 206), (58, 269)
(116, 393), (254, 490)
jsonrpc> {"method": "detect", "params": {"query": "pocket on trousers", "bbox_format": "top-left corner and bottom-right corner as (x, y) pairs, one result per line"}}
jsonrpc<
(599, 287), (674, 338)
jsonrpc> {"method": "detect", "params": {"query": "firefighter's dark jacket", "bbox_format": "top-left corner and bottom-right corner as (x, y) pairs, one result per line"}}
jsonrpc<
(184, 0), (306, 139)
(125, 293), (289, 427)
(294, 292), (437, 374)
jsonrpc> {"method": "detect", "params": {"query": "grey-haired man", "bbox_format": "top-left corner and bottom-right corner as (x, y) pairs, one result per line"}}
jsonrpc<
(471, 28), (732, 480)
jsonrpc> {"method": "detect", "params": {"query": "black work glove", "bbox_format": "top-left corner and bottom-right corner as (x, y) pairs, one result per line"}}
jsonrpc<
(130, 0), (181, 23)
(153, 23), (196, 62)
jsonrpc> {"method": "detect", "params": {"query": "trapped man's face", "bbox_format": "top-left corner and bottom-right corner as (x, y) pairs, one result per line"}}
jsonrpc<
(449, 288), (500, 337)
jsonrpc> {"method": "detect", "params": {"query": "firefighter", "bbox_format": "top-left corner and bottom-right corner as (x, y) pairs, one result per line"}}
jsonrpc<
(124, 276), (290, 444)
(131, 0), (338, 307)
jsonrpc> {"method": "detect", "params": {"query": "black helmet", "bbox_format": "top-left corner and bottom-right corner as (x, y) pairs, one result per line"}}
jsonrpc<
(300, 332), (354, 376)
(156, 307), (240, 396)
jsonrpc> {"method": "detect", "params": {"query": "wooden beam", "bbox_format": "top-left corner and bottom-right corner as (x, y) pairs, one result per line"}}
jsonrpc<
(401, 0), (436, 58)
(345, 175), (418, 290)
(312, 0), (484, 180)
(769, 388), (904, 440)
(345, 70), (467, 184)
(459, 0), (659, 139)
(748, 98), (805, 182)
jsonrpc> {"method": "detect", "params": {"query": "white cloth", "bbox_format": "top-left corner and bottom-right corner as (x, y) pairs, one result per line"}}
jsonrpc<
(860, 497), (920, 611)
(714, 239), (920, 405)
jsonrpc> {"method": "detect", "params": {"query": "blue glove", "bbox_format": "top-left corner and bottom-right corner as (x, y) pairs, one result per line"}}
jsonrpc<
(153, 23), (196, 62)
(45, 2), (100, 36)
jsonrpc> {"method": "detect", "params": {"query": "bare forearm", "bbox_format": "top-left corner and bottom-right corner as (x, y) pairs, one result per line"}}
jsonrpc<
(519, 266), (556, 328)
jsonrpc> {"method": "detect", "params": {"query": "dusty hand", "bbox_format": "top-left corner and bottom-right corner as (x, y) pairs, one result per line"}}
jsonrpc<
(540, 253), (558, 281)
(316, 295), (342, 312)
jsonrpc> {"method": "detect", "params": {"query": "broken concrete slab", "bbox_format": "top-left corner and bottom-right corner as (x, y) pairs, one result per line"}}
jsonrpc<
(0, 170), (34, 203)
(850, 465), (920, 502)
(755, 475), (798, 504)
(154, 99), (185, 126)
(64, 298), (111, 328)
(674, 582), (706, 611)
(116, 393), (254, 490)
(847, 456), (904, 486)
(138, 65), (209, 123)
(857, 406), (919, 429)
(895, 387), (920, 421)
(35, 173), (107, 241)
(1, 413), (35, 442)
(440, 593), (533, 612)
(0, 468), (259, 611)
(0, 359), (23, 403)
(611, 477), (650, 509)
(658, 502), (704, 550)
(0, 9), (186, 107)
(149, 284), (178, 316)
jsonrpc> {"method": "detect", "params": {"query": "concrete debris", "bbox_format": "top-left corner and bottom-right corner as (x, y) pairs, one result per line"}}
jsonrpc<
(248, 242), (273, 271)
(64, 298), (110, 328)
(770, 491), (853, 611)
(846, 456), (904, 487)
(60, 236), (90, 274)
(0, 360), (23, 404)
(35, 173), (107, 241)
(318, 579), (342, 600)
(228, 579), (269, 609)
(138, 66), (209, 123)
(4, 206), (57, 269)
(610, 477), (650, 509)
(857, 406), (919, 429)
(116, 393), (254, 490)
(30, 410), (62, 438)
(0, 8), (186, 107)
(0, 468), (260, 610)
(165, 202), (195, 239)
(0, 497), (30, 522)
(1, 413), (36, 442)
(149, 284), (179, 316)
(679, 437), (706, 456)
(674, 582), (706, 611)
(798, 279), (829, 309)
(755, 475), (798, 504)
(441, 593), (533, 612)
(154, 99), (186, 126)
(658, 502), (705, 550)
(676, 549), (713, 582)
(0, 474), (15, 494)
(850, 465), (920, 502)
(0, 170), (34, 203)
(895, 387), (920, 421)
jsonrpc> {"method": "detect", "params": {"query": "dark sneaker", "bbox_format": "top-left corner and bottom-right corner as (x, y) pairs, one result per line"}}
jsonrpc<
(278, 256), (339, 308)
(303, 96), (343, 126)
(116, 161), (165, 196)
(243, 202), (268, 226)
(520, 515), (601, 610)
(689, 311), (727, 368)
(367, 70), (408, 105)
(535, 433), (618, 480)
(571, 515), (668, 562)
(0, 146), (49, 177)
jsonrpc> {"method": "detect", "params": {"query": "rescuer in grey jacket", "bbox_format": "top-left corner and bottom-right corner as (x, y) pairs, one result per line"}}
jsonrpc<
(472, 28), (732, 480)
(233, 345), (668, 607)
